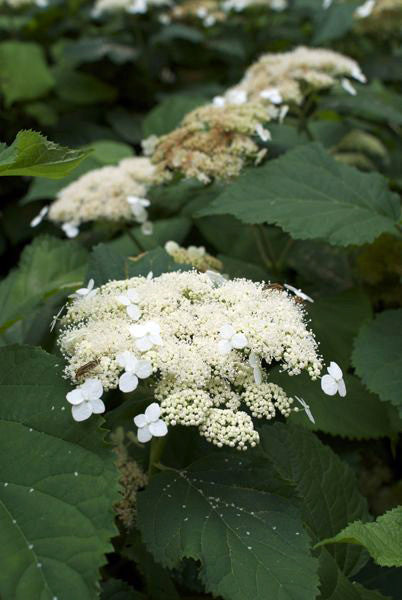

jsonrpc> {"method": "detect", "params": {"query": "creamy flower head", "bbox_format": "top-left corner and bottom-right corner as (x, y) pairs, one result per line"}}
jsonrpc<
(58, 271), (323, 449)
(165, 240), (223, 272)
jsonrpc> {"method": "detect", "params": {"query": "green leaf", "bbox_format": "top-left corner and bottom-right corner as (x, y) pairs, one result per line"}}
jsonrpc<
(323, 87), (402, 127)
(317, 507), (402, 568)
(0, 41), (54, 105)
(137, 455), (319, 600)
(0, 130), (91, 179)
(53, 68), (117, 105)
(259, 424), (369, 576)
(352, 310), (402, 414)
(0, 345), (119, 600)
(142, 95), (206, 137)
(101, 579), (146, 599)
(0, 235), (88, 337)
(312, 4), (357, 44)
(200, 143), (400, 246)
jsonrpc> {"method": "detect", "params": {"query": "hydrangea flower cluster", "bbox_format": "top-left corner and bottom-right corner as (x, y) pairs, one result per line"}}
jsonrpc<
(150, 101), (276, 182)
(46, 157), (156, 238)
(165, 240), (223, 272)
(164, 0), (286, 26)
(58, 271), (329, 450)
(92, 0), (170, 15)
(223, 46), (366, 109)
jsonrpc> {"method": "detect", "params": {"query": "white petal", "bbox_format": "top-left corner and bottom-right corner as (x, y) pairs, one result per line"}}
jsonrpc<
(135, 360), (153, 379)
(218, 339), (232, 355)
(130, 324), (147, 338)
(90, 398), (105, 414)
(66, 389), (84, 405)
(249, 351), (259, 368)
(119, 372), (139, 393)
(337, 378), (347, 397)
(137, 425), (152, 443)
(231, 333), (248, 349)
(86, 279), (95, 292)
(127, 304), (141, 321)
(134, 413), (147, 427)
(126, 289), (139, 302)
(327, 361), (343, 381)
(341, 78), (356, 96)
(72, 401), (92, 422)
(321, 375), (338, 396)
(220, 323), (235, 339)
(253, 367), (262, 385)
(146, 321), (160, 336)
(149, 333), (162, 346)
(145, 402), (161, 423)
(117, 294), (130, 306)
(136, 337), (153, 352)
(116, 350), (132, 370)
(81, 378), (103, 400)
(149, 419), (168, 437)
(213, 96), (226, 107)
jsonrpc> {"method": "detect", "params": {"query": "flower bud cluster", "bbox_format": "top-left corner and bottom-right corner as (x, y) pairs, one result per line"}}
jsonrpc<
(165, 240), (223, 272)
(58, 271), (323, 449)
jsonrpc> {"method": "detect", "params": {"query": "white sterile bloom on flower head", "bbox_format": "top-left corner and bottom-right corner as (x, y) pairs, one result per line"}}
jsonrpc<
(212, 96), (226, 108)
(351, 66), (366, 84)
(260, 88), (283, 104)
(226, 89), (247, 105)
(322, 0), (332, 9)
(30, 206), (48, 228)
(62, 222), (79, 238)
(116, 350), (152, 392)
(255, 124), (271, 142)
(249, 351), (262, 385)
(294, 396), (315, 424)
(284, 283), (314, 303)
(218, 323), (248, 355)
(134, 402), (168, 443)
(129, 320), (162, 352)
(66, 378), (105, 421)
(341, 78), (357, 96)
(321, 362), (346, 397)
(70, 279), (97, 301)
(117, 288), (141, 320)
(205, 270), (227, 287)
(355, 0), (375, 18)
(127, 196), (150, 224)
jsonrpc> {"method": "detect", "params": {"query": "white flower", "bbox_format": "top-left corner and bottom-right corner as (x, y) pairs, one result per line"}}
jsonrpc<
(322, 0), (332, 9)
(117, 288), (141, 320)
(294, 396), (315, 424)
(30, 206), (48, 228)
(147, 271), (153, 280)
(278, 105), (289, 123)
(66, 378), (105, 422)
(204, 14), (216, 26)
(355, 0), (375, 18)
(141, 135), (158, 156)
(205, 270), (227, 287)
(226, 89), (248, 105)
(134, 402), (168, 443)
(213, 96), (226, 108)
(218, 323), (248, 355)
(129, 320), (162, 352)
(321, 362), (346, 397)
(255, 124), (271, 142)
(165, 240), (180, 254)
(116, 350), (152, 392)
(270, 0), (287, 11)
(127, 196), (150, 223)
(70, 279), (97, 301)
(62, 222), (79, 238)
(249, 351), (262, 384)
(141, 221), (153, 236)
(284, 283), (314, 303)
(260, 88), (283, 104)
(128, 0), (147, 13)
(341, 78), (357, 96)
(351, 66), (366, 83)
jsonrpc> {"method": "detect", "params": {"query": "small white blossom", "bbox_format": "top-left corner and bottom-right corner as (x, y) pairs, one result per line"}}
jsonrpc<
(116, 350), (152, 392)
(127, 196), (150, 224)
(62, 222), (79, 238)
(249, 351), (262, 384)
(341, 78), (357, 96)
(129, 320), (162, 352)
(134, 402), (168, 443)
(321, 362), (346, 397)
(117, 288), (141, 320)
(218, 323), (248, 355)
(30, 206), (48, 228)
(284, 283), (314, 303)
(294, 396), (315, 424)
(355, 0), (375, 18)
(212, 96), (226, 108)
(205, 270), (227, 287)
(278, 105), (289, 123)
(70, 279), (97, 301)
(141, 135), (159, 156)
(141, 221), (153, 236)
(260, 88), (283, 104)
(255, 124), (271, 142)
(66, 378), (105, 422)
(127, 0), (147, 13)
(226, 89), (247, 105)
(351, 66), (366, 83)
(322, 0), (332, 9)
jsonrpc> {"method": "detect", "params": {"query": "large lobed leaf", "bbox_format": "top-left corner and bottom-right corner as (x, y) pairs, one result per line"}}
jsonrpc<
(0, 130), (91, 179)
(352, 310), (402, 414)
(0, 345), (119, 600)
(200, 143), (400, 246)
(317, 507), (402, 568)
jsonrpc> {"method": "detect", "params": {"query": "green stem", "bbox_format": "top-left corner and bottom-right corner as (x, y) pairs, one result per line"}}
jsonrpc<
(148, 436), (168, 478)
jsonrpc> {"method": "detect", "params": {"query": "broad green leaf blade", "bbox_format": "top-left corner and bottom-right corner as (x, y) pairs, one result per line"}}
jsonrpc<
(200, 143), (400, 246)
(317, 507), (402, 568)
(142, 95), (206, 138)
(0, 130), (91, 178)
(259, 424), (369, 576)
(0, 345), (119, 600)
(137, 456), (319, 600)
(101, 579), (146, 599)
(0, 236), (88, 336)
(352, 310), (402, 414)
(0, 41), (54, 105)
